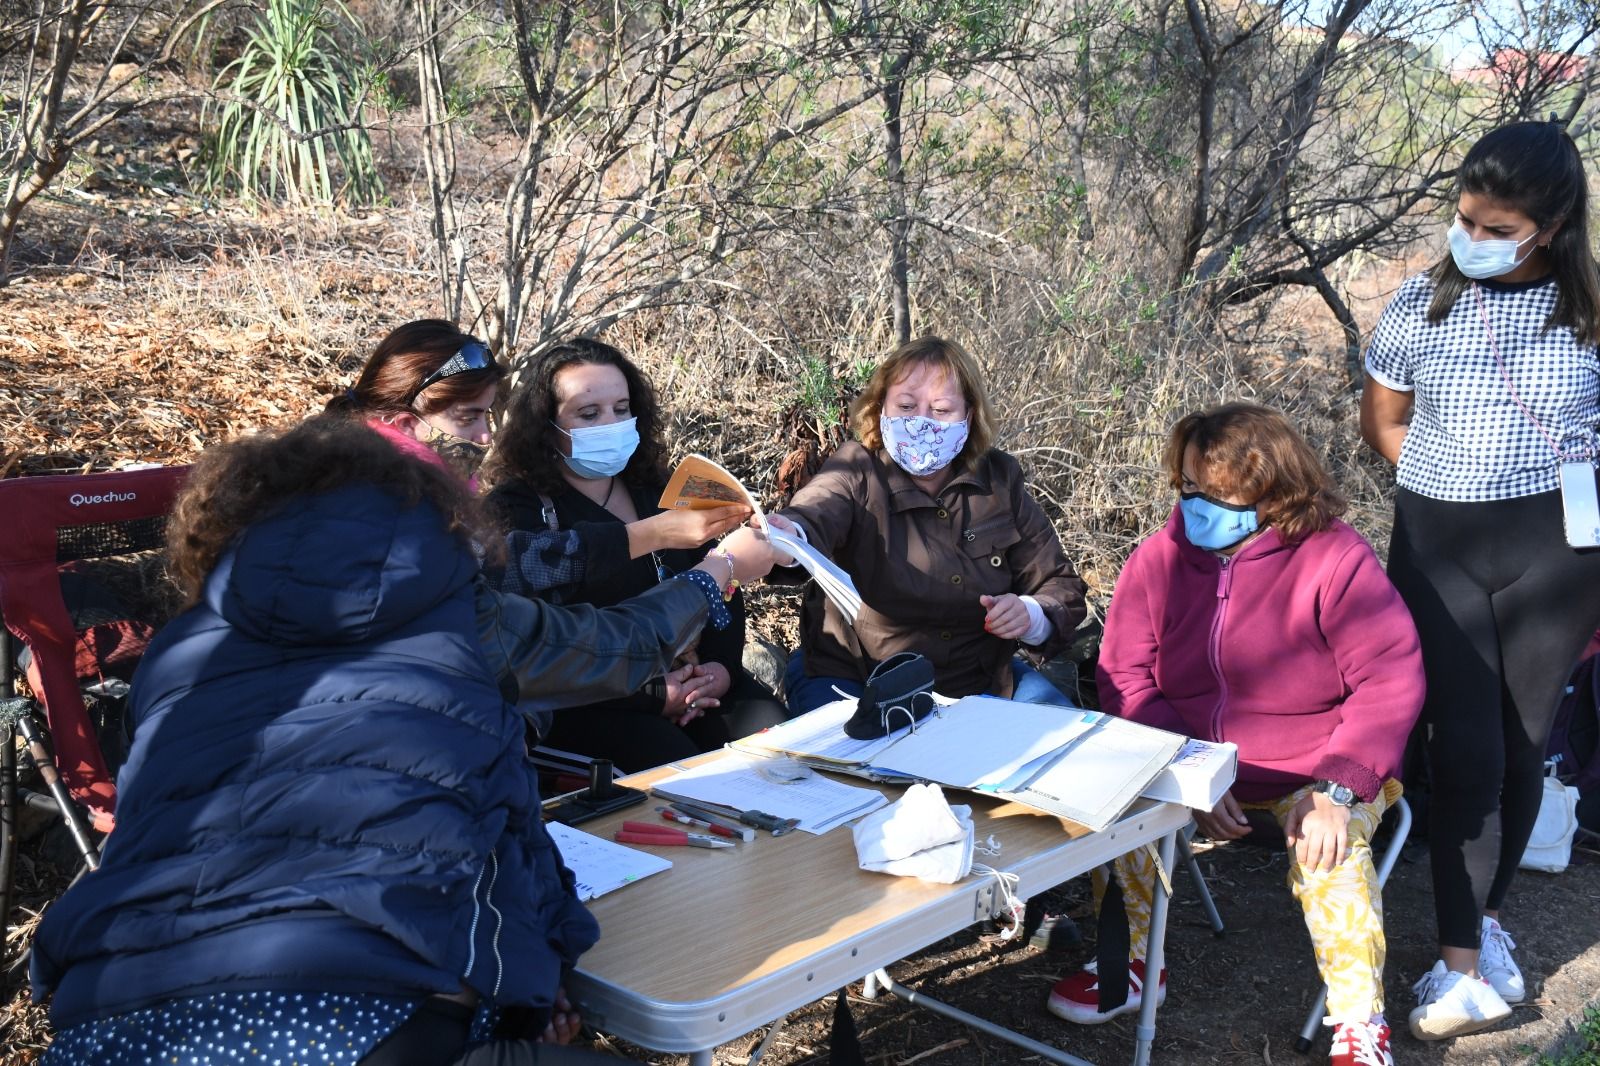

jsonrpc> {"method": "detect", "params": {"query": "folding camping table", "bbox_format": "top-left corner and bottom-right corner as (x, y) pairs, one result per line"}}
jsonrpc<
(565, 755), (1198, 1066)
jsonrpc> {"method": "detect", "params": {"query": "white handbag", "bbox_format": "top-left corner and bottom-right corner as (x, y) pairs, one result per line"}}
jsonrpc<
(1520, 759), (1581, 874)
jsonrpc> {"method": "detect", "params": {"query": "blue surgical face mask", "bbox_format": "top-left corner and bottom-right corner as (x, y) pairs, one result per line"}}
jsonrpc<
(1448, 220), (1539, 281)
(1179, 491), (1259, 552)
(553, 417), (639, 479)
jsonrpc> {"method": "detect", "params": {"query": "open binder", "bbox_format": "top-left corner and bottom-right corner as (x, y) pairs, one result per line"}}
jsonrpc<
(734, 696), (1218, 832)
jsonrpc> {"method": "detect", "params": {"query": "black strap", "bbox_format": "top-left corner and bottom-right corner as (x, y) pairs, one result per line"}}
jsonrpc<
(829, 987), (867, 1066)
(1095, 867), (1132, 1012)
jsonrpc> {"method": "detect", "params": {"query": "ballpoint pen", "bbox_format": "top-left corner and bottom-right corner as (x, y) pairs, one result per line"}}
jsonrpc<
(615, 821), (735, 849)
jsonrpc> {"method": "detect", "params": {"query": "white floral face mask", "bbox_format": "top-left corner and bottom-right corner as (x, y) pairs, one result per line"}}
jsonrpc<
(880, 413), (970, 477)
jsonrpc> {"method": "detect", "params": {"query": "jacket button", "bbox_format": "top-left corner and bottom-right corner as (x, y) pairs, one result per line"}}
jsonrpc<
(950, 574), (962, 585)
(940, 630), (952, 640)
(990, 555), (1003, 567)
(937, 508), (948, 519)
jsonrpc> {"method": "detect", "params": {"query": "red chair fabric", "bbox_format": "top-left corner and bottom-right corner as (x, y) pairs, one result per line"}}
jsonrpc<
(0, 466), (188, 825)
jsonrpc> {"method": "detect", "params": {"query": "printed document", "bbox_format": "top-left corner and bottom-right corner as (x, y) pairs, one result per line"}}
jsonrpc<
(653, 754), (888, 834)
(546, 820), (672, 901)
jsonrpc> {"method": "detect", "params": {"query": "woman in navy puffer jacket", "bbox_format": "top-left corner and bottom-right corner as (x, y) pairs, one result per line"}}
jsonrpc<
(30, 417), (775, 1065)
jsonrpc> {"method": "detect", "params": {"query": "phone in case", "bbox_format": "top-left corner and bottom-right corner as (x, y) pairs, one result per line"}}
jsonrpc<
(1559, 459), (1600, 550)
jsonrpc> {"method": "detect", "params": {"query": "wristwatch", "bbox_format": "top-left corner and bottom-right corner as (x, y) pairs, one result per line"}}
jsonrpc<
(1312, 780), (1358, 807)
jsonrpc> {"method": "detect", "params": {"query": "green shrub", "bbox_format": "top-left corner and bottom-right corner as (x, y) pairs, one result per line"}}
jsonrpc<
(205, 0), (382, 205)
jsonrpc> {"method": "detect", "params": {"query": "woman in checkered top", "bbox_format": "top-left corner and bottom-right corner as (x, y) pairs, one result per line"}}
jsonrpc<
(1361, 121), (1600, 1043)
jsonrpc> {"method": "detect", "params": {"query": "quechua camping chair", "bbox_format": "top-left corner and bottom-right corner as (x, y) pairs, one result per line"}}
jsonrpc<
(0, 465), (188, 950)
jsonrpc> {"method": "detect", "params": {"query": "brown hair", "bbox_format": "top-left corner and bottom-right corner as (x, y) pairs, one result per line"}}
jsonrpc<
(167, 416), (500, 605)
(1163, 402), (1346, 544)
(485, 337), (667, 495)
(849, 336), (997, 465)
(325, 319), (505, 419)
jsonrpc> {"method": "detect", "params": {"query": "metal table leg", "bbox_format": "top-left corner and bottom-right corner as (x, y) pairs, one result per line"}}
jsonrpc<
(1131, 830), (1177, 1066)
(870, 967), (1099, 1066)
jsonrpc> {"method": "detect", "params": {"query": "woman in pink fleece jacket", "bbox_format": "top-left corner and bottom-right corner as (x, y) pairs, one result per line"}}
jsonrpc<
(1047, 403), (1424, 1066)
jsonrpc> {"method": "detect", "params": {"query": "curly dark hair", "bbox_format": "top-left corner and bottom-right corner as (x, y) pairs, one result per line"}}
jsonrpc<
(486, 337), (667, 494)
(167, 416), (501, 605)
(325, 318), (505, 419)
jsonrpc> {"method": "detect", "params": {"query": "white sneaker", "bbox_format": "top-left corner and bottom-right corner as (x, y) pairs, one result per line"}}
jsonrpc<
(1479, 916), (1526, 1004)
(1408, 960), (1512, 1040)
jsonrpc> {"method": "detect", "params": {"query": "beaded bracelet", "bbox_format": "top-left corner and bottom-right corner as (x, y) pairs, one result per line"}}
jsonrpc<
(672, 567), (732, 630)
(712, 547), (740, 602)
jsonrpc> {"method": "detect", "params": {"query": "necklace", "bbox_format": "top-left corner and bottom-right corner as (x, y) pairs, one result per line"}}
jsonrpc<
(600, 476), (616, 509)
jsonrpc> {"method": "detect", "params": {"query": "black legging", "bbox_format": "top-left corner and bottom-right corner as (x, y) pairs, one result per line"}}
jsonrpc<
(1388, 486), (1600, 949)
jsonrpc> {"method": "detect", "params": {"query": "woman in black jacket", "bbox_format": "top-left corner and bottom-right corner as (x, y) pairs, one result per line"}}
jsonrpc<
(488, 338), (788, 771)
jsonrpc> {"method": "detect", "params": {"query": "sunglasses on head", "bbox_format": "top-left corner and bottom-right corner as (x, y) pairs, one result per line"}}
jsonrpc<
(411, 339), (494, 400)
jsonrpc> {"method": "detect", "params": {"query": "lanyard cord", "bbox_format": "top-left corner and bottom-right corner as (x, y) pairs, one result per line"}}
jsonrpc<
(1471, 282), (1579, 459)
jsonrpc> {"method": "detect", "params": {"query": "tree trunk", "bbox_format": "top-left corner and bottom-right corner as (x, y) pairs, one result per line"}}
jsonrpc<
(1173, 0), (1216, 294)
(882, 57), (911, 344)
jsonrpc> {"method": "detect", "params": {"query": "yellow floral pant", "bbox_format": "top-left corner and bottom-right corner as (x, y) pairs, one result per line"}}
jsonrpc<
(1093, 778), (1400, 1023)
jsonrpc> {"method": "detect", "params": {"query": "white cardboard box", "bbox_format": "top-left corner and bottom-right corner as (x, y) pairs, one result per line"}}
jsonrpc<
(1139, 739), (1238, 810)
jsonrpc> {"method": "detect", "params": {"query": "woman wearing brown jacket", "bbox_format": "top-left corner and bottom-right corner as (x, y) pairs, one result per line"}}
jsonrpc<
(775, 336), (1087, 713)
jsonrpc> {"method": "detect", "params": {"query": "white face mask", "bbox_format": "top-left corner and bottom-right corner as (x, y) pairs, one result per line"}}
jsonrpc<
(1448, 220), (1540, 280)
(553, 417), (639, 479)
(880, 414), (970, 477)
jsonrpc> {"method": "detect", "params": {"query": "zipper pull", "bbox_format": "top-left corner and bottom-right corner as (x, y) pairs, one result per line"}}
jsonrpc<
(1216, 556), (1233, 599)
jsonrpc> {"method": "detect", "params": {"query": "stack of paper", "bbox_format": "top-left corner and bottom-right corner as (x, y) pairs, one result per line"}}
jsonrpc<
(546, 821), (673, 900)
(652, 754), (888, 834)
(767, 527), (862, 623)
(1140, 738), (1238, 810)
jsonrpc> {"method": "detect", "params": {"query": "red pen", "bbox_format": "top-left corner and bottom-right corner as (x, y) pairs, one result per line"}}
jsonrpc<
(656, 806), (747, 841)
(615, 821), (734, 849)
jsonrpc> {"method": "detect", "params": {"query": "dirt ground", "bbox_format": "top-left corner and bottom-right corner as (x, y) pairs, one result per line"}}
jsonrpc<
(595, 834), (1600, 1066)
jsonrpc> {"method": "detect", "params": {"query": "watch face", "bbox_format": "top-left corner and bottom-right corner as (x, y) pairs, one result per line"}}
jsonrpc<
(1318, 781), (1355, 805)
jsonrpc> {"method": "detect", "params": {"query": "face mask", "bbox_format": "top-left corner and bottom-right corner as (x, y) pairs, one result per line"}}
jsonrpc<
(1448, 221), (1539, 281)
(1179, 491), (1259, 552)
(553, 417), (639, 479)
(415, 419), (489, 482)
(880, 414), (969, 477)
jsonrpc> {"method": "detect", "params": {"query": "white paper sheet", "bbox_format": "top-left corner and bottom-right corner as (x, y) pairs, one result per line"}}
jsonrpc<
(867, 697), (1103, 788)
(653, 754), (888, 834)
(547, 820), (672, 901)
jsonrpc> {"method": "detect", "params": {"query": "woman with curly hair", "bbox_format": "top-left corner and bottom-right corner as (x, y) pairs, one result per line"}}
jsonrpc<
(487, 337), (789, 771)
(30, 416), (778, 1065)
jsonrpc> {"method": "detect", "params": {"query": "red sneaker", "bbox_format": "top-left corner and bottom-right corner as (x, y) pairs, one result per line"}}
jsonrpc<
(1046, 958), (1167, 1024)
(1328, 1020), (1393, 1066)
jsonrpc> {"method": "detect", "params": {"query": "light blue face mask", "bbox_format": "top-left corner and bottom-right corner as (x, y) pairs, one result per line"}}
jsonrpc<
(553, 417), (639, 479)
(1448, 220), (1539, 281)
(1179, 491), (1259, 552)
